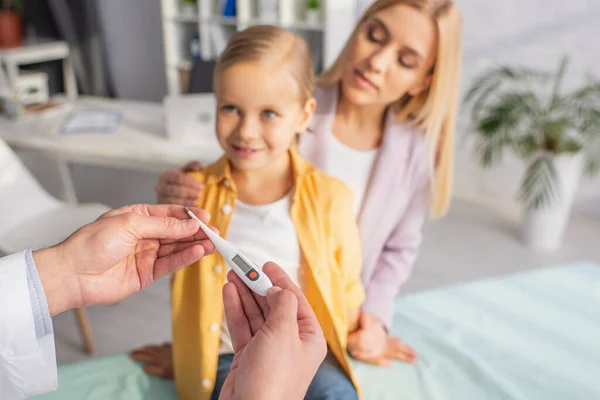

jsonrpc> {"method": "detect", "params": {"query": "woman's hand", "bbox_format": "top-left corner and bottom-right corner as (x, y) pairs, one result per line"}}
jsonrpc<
(155, 161), (204, 206)
(347, 310), (416, 366)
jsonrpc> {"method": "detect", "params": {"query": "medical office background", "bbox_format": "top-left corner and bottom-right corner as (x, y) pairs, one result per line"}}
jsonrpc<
(13, 0), (600, 217)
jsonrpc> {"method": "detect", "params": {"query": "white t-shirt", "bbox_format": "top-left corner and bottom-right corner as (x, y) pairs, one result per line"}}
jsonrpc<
(219, 193), (301, 354)
(326, 132), (379, 215)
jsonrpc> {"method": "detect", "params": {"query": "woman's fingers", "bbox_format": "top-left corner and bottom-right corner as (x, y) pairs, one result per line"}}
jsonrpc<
(156, 185), (202, 206)
(351, 351), (392, 367)
(348, 331), (417, 364)
(370, 356), (392, 367)
(386, 336), (417, 363)
(155, 169), (204, 205)
(161, 168), (204, 189)
(348, 333), (380, 360)
(182, 161), (203, 173)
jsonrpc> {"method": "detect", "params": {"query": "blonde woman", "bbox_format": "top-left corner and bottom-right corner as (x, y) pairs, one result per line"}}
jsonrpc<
(142, 0), (463, 372)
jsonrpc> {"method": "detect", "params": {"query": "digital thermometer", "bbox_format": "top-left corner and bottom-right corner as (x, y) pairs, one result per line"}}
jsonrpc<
(184, 206), (273, 296)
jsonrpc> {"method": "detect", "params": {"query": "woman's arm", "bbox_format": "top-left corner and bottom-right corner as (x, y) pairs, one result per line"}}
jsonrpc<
(155, 161), (204, 206)
(347, 187), (426, 365)
(362, 186), (428, 331)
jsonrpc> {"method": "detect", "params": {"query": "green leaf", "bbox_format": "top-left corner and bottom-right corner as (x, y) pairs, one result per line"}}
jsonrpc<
(498, 66), (553, 84)
(464, 57), (600, 175)
(475, 138), (506, 168)
(512, 135), (538, 158)
(470, 81), (502, 122)
(568, 80), (600, 103)
(584, 158), (600, 177)
(542, 118), (572, 141)
(464, 74), (499, 104)
(518, 155), (559, 210)
(475, 91), (541, 137)
(579, 108), (600, 135)
(549, 56), (569, 108)
(2, 0), (23, 11)
(560, 80), (600, 121)
(464, 65), (551, 104)
(555, 138), (582, 154)
(478, 115), (505, 135)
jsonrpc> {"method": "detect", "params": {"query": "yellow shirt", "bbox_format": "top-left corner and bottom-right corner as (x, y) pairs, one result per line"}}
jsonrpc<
(171, 149), (365, 400)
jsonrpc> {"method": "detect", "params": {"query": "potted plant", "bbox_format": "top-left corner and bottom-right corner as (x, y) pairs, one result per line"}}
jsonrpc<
(464, 57), (600, 251)
(180, 0), (197, 18)
(306, 0), (321, 25)
(0, 0), (24, 48)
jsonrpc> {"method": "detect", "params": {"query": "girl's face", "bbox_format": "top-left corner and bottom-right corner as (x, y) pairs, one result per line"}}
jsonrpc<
(341, 4), (439, 108)
(214, 62), (315, 172)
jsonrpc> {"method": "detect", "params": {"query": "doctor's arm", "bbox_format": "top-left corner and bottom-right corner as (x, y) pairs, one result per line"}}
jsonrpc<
(0, 204), (214, 399)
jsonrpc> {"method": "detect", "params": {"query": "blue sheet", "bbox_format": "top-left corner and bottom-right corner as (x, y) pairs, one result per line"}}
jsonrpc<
(35, 263), (600, 399)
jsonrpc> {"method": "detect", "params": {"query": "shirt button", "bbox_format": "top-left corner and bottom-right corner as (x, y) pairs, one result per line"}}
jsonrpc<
(201, 378), (211, 388)
(210, 323), (219, 332)
(214, 264), (223, 274)
(223, 179), (231, 188)
(222, 204), (232, 214)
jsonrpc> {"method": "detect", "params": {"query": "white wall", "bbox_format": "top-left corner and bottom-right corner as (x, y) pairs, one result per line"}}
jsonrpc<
(453, 0), (600, 217)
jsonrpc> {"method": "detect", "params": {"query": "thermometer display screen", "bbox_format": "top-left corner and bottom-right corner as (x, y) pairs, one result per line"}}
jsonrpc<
(232, 255), (252, 274)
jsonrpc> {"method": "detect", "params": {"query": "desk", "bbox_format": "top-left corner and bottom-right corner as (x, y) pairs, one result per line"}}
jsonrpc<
(0, 96), (223, 173)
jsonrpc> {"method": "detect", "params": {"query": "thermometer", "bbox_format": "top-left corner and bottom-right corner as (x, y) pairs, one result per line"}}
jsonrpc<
(184, 206), (273, 296)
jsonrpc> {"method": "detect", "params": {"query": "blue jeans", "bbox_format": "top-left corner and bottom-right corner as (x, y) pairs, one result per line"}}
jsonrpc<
(211, 352), (358, 400)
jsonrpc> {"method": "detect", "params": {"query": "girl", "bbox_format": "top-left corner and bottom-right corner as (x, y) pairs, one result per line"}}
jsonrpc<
(170, 26), (364, 400)
(153, 0), (463, 366)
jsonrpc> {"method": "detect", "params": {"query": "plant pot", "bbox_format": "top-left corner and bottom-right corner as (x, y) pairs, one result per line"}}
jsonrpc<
(522, 153), (584, 251)
(0, 11), (23, 48)
(305, 9), (320, 25)
(259, 0), (278, 22)
(180, 2), (197, 18)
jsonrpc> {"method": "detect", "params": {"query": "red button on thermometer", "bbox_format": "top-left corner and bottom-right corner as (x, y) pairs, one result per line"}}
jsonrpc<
(184, 207), (273, 296)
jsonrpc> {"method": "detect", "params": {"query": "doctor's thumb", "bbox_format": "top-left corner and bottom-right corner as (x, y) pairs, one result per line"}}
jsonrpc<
(265, 287), (299, 329)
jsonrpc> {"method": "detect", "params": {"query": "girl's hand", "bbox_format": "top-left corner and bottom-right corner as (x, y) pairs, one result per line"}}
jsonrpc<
(348, 311), (417, 367)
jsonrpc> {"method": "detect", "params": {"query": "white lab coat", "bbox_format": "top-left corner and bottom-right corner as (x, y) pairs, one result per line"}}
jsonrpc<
(0, 252), (58, 399)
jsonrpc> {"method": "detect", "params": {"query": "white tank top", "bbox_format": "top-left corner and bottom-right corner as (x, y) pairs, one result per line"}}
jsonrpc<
(219, 193), (301, 354)
(326, 132), (379, 215)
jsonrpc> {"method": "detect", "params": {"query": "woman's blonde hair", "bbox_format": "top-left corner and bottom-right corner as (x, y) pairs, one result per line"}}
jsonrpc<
(214, 25), (314, 104)
(319, 0), (462, 218)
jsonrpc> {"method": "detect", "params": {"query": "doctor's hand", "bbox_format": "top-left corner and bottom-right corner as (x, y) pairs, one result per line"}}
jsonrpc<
(155, 161), (204, 206)
(33, 204), (215, 317)
(219, 262), (327, 400)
